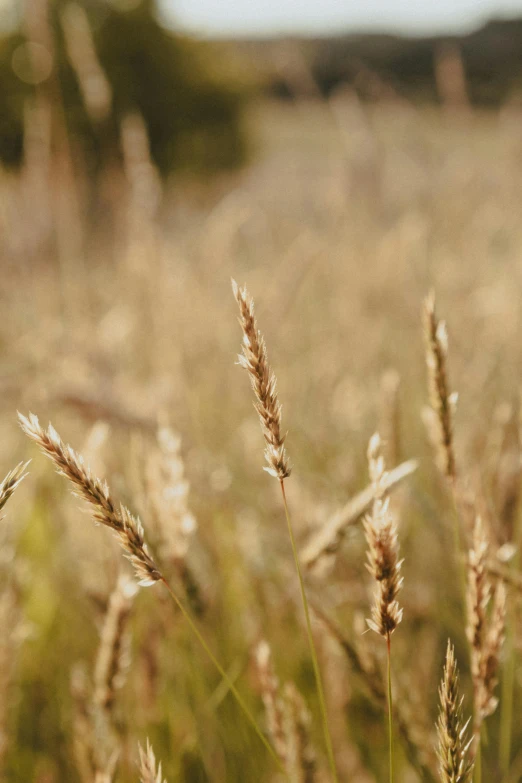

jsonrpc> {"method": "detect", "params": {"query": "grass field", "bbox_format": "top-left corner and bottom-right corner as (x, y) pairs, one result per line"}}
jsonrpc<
(1, 96), (522, 782)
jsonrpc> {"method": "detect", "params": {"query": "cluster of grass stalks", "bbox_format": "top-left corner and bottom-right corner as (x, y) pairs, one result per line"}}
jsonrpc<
(2, 69), (522, 781)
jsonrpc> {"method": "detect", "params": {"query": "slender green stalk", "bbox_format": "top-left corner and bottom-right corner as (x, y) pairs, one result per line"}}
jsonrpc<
(475, 736), (482, 783)
(160, 577), (287, 776)
(280, 480), (339, 783)
(386, 633), (394, 783)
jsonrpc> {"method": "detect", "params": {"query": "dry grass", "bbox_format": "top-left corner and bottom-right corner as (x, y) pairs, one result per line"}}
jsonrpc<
(138, 740), (167, 783)
(364, 433), (403, 640)
(232, 279), (291, 481)
(436, 641), (474, 783)
(18, 413), (162, 587)
(2, 97), (522, 782)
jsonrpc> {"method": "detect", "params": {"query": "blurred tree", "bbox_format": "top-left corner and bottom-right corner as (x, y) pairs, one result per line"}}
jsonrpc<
(0, 0), (249, 175)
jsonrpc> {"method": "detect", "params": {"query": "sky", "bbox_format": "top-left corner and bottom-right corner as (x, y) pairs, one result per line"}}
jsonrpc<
(161, 0), (522, 37)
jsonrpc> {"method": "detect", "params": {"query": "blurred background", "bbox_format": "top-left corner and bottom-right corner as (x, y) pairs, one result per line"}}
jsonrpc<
(2, 1), (522, 781)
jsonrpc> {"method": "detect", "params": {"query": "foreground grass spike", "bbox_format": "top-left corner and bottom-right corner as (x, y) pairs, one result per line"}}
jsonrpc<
(364, 433), (403, 783)
(232, 281), (337, 781)
(18, 412), (162, 586)
(0, 461), (29, 513)
(232, 279), (291, 479)
(437, 641), (474, 783)
(312, 604), (438, 783)
(300, 457), (418, 570)
(423, 292), (458, 481)
(364, 434), (403, 639)
(21, 417), (284, 771)
(138, 739), (167, 783)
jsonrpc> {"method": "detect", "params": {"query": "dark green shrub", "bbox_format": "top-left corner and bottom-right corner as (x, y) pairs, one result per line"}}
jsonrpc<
(0, 0), (250, 175)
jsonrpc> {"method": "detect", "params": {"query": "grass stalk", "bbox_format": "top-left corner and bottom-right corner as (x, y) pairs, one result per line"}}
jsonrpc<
(386, 633), (394, 783)
(160, 577), (287, 776)
(280, 480), (339, 783)
(449, 482), (467, 616)
(500, 505), (522, 776)
(475, 736), (482, 783)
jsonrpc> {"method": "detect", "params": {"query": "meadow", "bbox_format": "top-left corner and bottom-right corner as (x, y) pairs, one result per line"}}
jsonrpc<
(1, 94), (522, 782)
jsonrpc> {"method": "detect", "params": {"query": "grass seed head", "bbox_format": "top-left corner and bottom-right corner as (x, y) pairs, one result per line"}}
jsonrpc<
(232, 279), (291, 480)
(423, 293), (457, 481)
(364, 433), (403, 639)
(18, 412), (162, 587)
(437, 640), (474, 783)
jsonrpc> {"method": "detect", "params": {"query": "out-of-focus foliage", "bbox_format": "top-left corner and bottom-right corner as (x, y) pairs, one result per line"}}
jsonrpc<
(231, 18), (522, 104)
(0, 0), (250, 175)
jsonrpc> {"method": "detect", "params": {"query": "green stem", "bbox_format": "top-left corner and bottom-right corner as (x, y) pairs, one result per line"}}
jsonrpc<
(280, 480), (339, 783)
(161, 577), (286, 776)
(387, 633), (394, 783)
(475, 733), (482, 783)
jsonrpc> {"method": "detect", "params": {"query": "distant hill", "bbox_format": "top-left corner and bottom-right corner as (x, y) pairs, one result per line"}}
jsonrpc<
(226, 18), (522, 105)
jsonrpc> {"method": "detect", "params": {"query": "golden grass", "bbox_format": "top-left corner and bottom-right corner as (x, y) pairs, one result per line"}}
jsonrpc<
(2, 99), (522, 782)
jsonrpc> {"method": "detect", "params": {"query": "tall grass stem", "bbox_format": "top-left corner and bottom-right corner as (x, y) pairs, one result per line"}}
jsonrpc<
(449, 482), (467, 617)
(475, 737), (482, 783)
(279, 480), (339, 783)
(387, 634), (394, 783)
(500, 506), (522, 776)
(160, 577), (286, 775)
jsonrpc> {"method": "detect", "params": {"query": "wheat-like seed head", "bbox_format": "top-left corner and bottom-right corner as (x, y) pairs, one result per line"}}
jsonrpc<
(466, 516), (506, 740)
(364, 433), (403, 638)
(146, 425), (197, 562)
(255, 640), (288, 764)
(282, 682), (317, 783)
(94, 750), (119, 783)
(422, 292), (458, 481)
(94, 576), (137, 713)
(18, 412), (162, 586)
(0, 461), (29, 513)
(436, 640), (474, 783)
(466, 516), (490, 672)
(138, 739), (167, 783)
(232, 279), (291, 480)
(476, 581), (506, 721)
